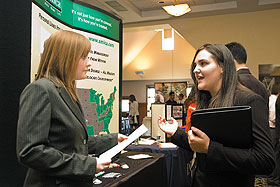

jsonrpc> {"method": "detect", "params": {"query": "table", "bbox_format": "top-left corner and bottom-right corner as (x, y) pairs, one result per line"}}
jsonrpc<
(125, 143), (193, 187)
(93, 151), (167, 187)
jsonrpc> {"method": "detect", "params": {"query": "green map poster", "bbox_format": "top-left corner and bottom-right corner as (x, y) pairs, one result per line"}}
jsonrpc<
(31, 0), (121, 134)
(77, 87), (117, 135)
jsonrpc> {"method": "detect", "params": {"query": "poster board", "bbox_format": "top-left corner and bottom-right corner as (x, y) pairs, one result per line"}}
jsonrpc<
(259, 64), (280, 93)
(165, 104), (185, 127)
(151, 103), (166, 142)
(154, 82), (187, 103)
(31, 0), (122, 134)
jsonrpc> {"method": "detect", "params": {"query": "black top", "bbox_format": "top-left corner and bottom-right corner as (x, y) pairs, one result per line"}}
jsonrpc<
(275, 95), (280, 139)
(237, 68), (269, 107)
(171, 89), (275, 187)
(165, 99), (177, 104)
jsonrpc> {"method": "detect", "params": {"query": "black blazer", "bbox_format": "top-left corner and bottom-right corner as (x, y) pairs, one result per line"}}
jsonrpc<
(237, 68), (269, 107)
(17, 78), (118, 187)
(275, 95), (280, 139)
(171, 89), (275, 187)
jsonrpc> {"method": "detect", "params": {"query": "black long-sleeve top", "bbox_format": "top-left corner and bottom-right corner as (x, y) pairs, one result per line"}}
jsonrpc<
(171, 89), (275, 187)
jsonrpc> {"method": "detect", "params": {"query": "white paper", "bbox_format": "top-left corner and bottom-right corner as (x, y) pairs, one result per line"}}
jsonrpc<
(158, 142), (177, 148)
(127, 154), (153, 159)
(99, 124), (148, 159)
(166, 105), (172, 120)
(138, 138), (155, 145)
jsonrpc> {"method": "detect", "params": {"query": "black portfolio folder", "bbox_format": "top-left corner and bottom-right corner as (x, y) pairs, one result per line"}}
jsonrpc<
(190, 106), (252, 148)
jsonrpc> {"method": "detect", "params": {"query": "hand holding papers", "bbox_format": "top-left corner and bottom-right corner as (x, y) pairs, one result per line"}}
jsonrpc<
(99, 124), (148, 160)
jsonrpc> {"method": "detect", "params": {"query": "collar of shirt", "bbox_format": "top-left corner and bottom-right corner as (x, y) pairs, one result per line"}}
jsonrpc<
(236, 67), (249, 71)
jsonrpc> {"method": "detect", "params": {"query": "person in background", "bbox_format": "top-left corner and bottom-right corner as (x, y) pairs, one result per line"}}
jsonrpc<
(156, 91), (165, 103)
(274, 93), (280, 186)
(225, 42), (269, 106)
(267, 84), (280, 186)
(154, 94), (164, 104)
(184, 86), (196, 133)
(165, 91), (177, 104)
(178, 93), (186, 104)
(129, 94), (140, 132)
(158, 44), (275, 187)
(16, 30), (127, 187)
(269, 85), (279, 129)
(226, 42), (271, 185)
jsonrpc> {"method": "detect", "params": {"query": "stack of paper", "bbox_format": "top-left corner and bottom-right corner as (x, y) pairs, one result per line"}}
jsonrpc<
(127, 154), (153, 159)
(158, 142), (177, 148)
(138, 138), (155, 145)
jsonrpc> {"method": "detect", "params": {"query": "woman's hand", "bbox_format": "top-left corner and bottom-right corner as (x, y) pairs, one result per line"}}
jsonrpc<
(96, 157), (111, 173)
(188, 127), (210, 154)
(158, 116), (178, 136)
(118, 134), (128, 143)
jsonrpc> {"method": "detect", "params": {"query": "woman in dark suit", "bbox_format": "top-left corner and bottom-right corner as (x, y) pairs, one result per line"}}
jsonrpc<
(158, 44), (275, 187)
(17, 30), (126, 187)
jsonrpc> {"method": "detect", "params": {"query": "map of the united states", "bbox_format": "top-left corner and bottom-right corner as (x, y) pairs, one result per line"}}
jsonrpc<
(77, 86), (117, 135)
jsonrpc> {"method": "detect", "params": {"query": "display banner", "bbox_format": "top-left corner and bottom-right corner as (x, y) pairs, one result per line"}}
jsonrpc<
(31, 0), (121, 134)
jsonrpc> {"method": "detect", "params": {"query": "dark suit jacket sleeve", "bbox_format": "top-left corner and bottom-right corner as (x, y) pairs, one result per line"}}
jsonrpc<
(17, 82), (98, 181)
(205, 93), (275, 174)
(171, 128), (192, 151)
(275, 96), (280, 139)
(87, 133), (118, 155)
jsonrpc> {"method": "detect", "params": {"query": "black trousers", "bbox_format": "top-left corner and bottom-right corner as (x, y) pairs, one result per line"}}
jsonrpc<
(130, 115), (140, 133)
(267, 128), (280, 186)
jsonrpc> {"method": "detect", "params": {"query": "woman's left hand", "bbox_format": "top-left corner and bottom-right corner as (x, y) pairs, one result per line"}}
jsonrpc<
(188, 127), (210, 154)
(118, 134), (128, 143)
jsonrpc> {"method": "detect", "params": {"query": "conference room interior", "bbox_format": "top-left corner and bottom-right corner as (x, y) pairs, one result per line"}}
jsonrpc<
(1, 0), (280, 186)
(78, 0), (280, 128)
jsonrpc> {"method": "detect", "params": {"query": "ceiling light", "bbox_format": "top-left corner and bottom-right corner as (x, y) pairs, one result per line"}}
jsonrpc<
(162, 0), (191, 17)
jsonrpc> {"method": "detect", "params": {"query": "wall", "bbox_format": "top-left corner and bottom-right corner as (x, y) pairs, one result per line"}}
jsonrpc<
(123, 31), (196, 80)
(0, 0), (30, 185)
(121, 9), (280, 121)
(124, 9), (280, 79)
(168, 9), (280, 77)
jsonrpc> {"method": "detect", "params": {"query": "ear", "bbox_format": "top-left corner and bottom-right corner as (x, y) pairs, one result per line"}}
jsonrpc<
(220, 65), (224, 74)
(220, 64), (224, 74)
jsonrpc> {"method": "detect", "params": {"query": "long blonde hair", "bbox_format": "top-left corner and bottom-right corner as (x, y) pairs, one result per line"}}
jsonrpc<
(35, 30), (91, 101)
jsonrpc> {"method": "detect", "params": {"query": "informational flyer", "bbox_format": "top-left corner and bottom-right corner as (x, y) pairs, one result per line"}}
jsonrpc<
(99, 124), (148, 160)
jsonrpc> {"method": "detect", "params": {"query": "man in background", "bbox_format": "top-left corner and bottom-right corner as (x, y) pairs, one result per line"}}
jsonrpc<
(226, 42), (269, 106)
(226, 42), (272, 185)
(177, 93), (186, 104)
(268, 84), (280, 186)
(165, 91), (177, 104)
(275, 93), (280, 185)
(154, 94), (164, 104)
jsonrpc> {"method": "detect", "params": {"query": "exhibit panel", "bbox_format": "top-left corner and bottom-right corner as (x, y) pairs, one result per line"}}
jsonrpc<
(31, 0), (122, 134)
(151, 103), (166, 142)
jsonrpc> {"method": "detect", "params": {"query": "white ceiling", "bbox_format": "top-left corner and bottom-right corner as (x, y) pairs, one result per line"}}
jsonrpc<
(79, 0), (280, 69)
(80, 0), (280, 24)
